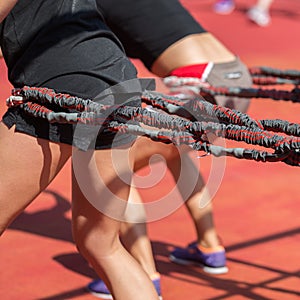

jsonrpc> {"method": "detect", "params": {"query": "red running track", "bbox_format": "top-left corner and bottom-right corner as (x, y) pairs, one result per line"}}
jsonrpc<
(1, 1), (300, 299)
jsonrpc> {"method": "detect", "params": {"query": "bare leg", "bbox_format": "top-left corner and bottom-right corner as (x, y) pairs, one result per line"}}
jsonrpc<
(132, 138), (221, 248)
(71, 146), (158, 300)
(131, 136), (221, 249)
(166, 152), (221, 248)
(120, 138), (221, 274)
(120, 186), (158, 277)
(109, 138), (174, 278)
(0, 122), (71, 235)
(0, 122), (158, 300)
(99, 138), (179, 280)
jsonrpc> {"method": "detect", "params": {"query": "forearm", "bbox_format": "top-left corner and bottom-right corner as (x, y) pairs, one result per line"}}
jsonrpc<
(151, 32), (236, 77)
(0, 0), (18, 22)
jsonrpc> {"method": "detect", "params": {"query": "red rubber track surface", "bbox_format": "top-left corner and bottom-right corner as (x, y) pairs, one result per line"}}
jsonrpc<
(1, 1), (300, 299)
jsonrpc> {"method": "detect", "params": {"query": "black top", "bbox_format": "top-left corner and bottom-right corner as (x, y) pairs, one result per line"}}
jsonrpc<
(98, 0), (206, 69)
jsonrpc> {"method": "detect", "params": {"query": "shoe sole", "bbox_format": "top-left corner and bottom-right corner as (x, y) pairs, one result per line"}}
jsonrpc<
(88, 288), (163, 299)
(88, 289), (113, 299)
(169, 255), (229, 275)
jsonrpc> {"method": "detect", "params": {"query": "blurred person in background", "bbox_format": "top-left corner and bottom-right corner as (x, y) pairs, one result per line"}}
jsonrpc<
(213, 0), (274, 27)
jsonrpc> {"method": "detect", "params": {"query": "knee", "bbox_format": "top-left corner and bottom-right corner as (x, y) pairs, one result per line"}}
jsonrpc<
(72, 228), (96, 257)
(73, 225), (119, 260)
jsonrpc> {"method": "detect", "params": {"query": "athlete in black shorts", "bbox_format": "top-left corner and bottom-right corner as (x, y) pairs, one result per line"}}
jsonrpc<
(0, 1), (161, 299)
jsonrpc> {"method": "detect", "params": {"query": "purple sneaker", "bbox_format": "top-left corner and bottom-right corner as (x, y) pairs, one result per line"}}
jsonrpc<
(213, 0), (235, 15)
(87, 275), (162, 299)
(169, 242), (228, 275)
(87, 279), (112, 299)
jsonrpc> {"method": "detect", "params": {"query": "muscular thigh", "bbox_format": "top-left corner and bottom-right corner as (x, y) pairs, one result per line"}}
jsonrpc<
(72, 146), (134, 235)
(0, 122), (71, 228)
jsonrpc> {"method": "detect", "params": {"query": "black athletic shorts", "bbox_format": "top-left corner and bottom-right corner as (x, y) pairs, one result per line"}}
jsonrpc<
(98, 0), (206, 69)
(1, 0), (145, 150)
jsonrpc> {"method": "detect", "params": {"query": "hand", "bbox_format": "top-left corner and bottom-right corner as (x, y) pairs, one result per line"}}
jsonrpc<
(165, 57), (252, 113)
